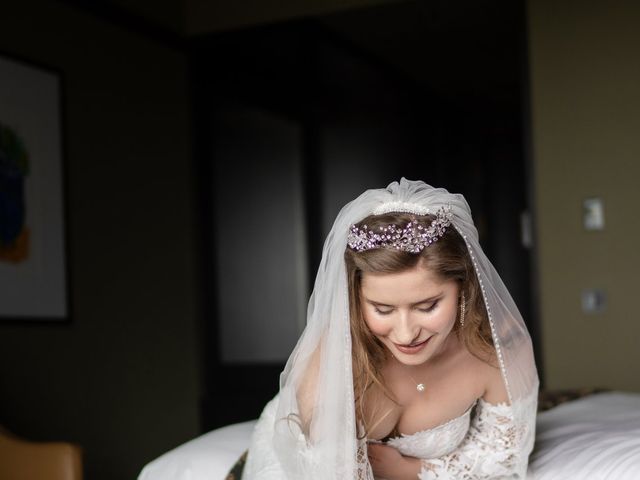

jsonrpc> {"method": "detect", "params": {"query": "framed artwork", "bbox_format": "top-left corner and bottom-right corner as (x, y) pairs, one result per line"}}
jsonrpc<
(0, 52), (68, 322)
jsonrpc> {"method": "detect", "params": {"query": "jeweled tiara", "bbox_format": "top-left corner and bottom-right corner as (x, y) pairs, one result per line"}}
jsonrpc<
(347, 205), (452, 253)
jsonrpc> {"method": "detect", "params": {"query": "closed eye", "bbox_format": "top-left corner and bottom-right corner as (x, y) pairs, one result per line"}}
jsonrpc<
(374, 301), (439, 315)
(418, 301), (438, 313)
(374, 307), (393, 315)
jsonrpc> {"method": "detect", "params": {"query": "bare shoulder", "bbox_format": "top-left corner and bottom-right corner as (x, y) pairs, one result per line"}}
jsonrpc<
(297, 346), (322, 427)
(456, 341), (509, 405)
(477, 350), (510, 405)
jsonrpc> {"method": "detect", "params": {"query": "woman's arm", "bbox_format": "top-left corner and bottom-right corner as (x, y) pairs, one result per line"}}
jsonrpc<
(367, 443), (422, 480)
(297, 346), (321, 432)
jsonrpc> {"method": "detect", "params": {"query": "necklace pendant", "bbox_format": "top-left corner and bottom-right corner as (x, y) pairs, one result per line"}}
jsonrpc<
(416, 383), (425, 392)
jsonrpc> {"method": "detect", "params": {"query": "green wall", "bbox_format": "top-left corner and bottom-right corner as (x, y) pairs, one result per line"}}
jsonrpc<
(528, 0), (640, 391)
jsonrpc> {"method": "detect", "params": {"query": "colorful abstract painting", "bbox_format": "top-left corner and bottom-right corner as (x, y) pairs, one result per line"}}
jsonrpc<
(0, 122), (30, 263)
(0, 53), (67, 320)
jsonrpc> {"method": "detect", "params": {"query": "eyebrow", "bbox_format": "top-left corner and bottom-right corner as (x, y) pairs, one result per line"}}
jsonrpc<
(364, 294), (442, 308)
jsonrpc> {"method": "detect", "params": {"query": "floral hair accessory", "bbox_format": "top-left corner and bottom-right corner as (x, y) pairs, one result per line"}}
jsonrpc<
(347, 205), (452, 253)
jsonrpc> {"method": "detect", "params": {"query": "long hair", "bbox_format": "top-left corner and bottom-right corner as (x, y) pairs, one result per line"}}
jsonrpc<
(344, 212), (495, 437)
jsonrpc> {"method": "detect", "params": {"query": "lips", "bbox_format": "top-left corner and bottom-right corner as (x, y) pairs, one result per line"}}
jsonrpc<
(394, 336), (431, 355)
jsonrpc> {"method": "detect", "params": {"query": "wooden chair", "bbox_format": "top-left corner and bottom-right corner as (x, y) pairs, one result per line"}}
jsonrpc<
(0, 427), (82, 480)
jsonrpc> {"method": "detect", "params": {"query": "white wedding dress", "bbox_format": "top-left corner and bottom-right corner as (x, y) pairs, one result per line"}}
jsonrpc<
(243, 391), (537, 479)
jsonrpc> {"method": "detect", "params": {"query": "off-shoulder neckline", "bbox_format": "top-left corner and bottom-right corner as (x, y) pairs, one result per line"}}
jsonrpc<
(378, 396), (516, 443)
(384, 400), (477, 441)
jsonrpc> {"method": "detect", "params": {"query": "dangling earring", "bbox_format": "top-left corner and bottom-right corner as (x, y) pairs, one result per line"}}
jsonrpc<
(459, 293), (466, 327)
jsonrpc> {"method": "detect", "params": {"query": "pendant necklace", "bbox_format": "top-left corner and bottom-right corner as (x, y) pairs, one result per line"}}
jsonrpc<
(393, 354), (426, 392)
(406, 370), (426, 393)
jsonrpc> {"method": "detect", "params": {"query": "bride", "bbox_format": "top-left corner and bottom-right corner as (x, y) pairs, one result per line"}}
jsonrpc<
(242, 179), (539, 479)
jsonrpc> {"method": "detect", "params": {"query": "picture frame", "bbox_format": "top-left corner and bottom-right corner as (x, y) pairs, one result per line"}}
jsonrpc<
(0, 52), (69, 322)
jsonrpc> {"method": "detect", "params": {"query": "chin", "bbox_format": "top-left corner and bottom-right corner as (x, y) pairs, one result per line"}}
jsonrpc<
(394, 354), (430, 366)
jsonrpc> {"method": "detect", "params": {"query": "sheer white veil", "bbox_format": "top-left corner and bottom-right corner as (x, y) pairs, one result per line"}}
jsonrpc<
(243, 178), (539, 479)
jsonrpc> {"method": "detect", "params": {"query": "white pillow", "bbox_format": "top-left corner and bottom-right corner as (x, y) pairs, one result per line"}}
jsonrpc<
(529, 391), (640, 479)
(138, 420), (256, 480)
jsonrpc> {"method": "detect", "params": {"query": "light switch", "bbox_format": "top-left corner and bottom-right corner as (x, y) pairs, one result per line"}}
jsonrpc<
(520, 211), (533, 248)
(583, 198), (604, 230)
(581, 289), (606, 314)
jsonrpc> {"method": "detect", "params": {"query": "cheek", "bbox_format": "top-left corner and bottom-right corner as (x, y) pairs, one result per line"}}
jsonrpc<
(431, 302), (458, 330)
(362, 310), (390, 337)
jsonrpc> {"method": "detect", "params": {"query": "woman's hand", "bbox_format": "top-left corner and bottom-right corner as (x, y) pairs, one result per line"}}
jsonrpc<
(367, 443), (422, 480)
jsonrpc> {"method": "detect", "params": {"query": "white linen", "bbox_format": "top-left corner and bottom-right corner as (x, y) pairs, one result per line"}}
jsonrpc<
(138, 391), (640, 480)
(529, 391), (640, 479)
(137, 421), (256, 480)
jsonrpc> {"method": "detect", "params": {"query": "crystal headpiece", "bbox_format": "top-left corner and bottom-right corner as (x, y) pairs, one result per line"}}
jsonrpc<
(347, 205), (453, 253)
(372, 201), (431, 216)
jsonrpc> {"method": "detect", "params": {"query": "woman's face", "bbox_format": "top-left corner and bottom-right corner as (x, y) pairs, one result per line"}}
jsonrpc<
(360, 265), (460, 366)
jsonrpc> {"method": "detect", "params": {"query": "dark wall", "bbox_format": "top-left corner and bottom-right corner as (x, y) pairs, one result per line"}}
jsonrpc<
(192, 24), (423, 430)
(194, 19), (533, 429)
(0, 2), (533, 477)
(0, 1), (200, 479)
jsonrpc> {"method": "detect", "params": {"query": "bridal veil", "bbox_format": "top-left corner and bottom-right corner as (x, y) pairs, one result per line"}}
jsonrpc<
(242, 178), (539, 479)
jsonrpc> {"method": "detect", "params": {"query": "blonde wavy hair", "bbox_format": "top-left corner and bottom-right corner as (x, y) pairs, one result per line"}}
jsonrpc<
(344, 212), (495, 438)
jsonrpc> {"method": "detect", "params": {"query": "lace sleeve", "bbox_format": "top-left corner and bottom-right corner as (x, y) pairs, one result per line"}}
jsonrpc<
(417, 395), (537, 480)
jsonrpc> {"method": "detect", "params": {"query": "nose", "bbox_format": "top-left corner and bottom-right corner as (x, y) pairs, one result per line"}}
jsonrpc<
(395, 310), (420, 345)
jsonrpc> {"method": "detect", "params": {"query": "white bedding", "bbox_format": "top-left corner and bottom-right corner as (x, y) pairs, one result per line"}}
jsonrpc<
(529, 391), (640, 479)
(138, 420), (256, 480)
(138, 391), (640, 480)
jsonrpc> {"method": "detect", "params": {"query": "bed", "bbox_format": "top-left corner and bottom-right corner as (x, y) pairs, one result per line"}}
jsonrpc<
(530, 391), (640, 479)
(138, 391), (640, 480)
